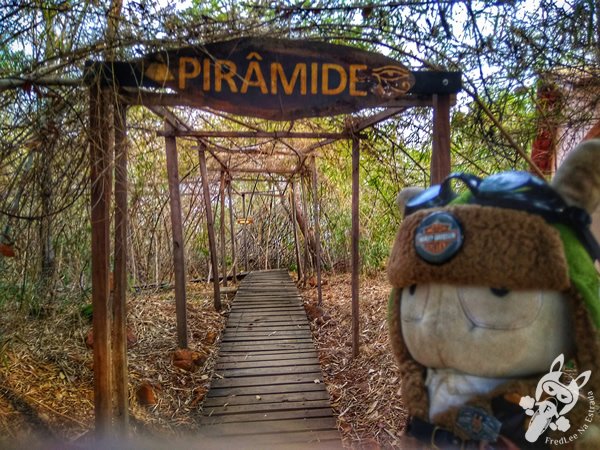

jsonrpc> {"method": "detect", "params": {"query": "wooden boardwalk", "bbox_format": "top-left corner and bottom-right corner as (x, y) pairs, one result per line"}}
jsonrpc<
(199, 270), (342, 449)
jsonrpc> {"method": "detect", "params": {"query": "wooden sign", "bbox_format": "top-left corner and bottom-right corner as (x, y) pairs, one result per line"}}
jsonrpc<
(237, 217), (254, 225)
(88, 38), (443, 120)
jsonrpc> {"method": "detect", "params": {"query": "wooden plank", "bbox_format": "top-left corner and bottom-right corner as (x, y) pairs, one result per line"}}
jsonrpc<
(89, 84), (113, 435)
(216, 351), (318, 364)
(217, 357), (323, 370)
(201, 416), (337, 431)
(198, 143), (221, 311)
(207, 382), (328, 398)
(217, 364), (322, 378)
(164, 121), (188, 348)
(210, 373), (323, 389)
(203, 408), (334, 424)
(199, 424), (340, 442)
(112, 99), (129, 433)
(205, 399), (332, 415)
(203, 390), (329, 407)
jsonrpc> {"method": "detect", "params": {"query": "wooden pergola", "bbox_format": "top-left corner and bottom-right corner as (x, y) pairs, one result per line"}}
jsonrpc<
(85, 37), (461, 437)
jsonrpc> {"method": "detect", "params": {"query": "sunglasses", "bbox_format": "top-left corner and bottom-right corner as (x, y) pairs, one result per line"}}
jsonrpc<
(405, 171), (600, 261)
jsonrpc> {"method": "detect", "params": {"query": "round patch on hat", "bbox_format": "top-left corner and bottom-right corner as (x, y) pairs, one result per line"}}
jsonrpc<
(414, 211), (463, 264)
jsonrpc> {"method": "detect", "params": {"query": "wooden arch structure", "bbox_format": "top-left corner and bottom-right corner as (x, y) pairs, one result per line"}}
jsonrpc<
(85, 37), (461, 437)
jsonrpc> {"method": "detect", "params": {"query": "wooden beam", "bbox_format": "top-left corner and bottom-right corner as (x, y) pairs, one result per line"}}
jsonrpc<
(227, 179), (237, 281)
(351, 136), (360, 358)
(431, 94), (451, 185)
(89, 84), (113, 436)
(158, 130), (350, 139)
(164, 122), (188, 348)
(311, 157), (323, 307)
(112, 100), (129, 433)
(219, 171), (227, 288)
(291, 181), (302, 283)
(208, 167), (298, 175)
(198, 143), (222, 311)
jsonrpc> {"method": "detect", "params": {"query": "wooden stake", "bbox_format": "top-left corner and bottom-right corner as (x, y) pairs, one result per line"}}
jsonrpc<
(198, 143), (221, 310)
(431, 94), (451, 185)
(112, 100), (129, 433)
(89, 84), (113, 436)
(290, 181), (302, 283)
(227, 179), (237, 281)
(219, 171), (227, 287)
(311, 156), (323, 306)
(164, 121), (188, 348)
(351, 136), (361, 358)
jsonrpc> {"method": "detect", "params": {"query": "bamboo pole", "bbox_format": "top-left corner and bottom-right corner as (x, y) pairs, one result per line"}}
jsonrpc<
(311, 156), (323, 306)
(112, 100), (129, 433)
(89, 84), (113, 436)
(351, 136), (361, 358)
(431, 94), (451, 185)
(219, 171), (227, 287)
(164, 122), (188, 348)
(227, 178), (237, 281)
(198, 143), (221, 310)
(291, 181), (302, 283)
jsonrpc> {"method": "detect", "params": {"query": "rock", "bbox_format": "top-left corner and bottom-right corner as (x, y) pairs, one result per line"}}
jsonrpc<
(136, 382), (157, 406)
(172, 348), (207, 372)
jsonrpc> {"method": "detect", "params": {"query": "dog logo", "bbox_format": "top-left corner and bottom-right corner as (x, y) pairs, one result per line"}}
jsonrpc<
(520, 354), (591, 443)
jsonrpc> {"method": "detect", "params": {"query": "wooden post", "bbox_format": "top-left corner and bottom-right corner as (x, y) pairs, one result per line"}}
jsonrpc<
(112, 100), (129, 433)
(219, 170), (227, 287)
(164, 121), (188, 348)
(300, 175), (311, 282)
(431, 94), (451, 185)
(227, 178), (237, 281)
(89, 84), (113, 436)
(311, 156), (323, 306)
(198, 143), (221, 310)
(242, 193), (248, 272)
(351, 136), (361, 358)
(291, 181), (302, 282)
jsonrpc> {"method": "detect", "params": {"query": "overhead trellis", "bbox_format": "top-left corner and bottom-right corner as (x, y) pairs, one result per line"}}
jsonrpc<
(84, 36), (461, 438)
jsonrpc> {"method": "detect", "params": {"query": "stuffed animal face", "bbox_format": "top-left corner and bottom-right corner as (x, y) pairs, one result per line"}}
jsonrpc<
(400, 284), (574, 378)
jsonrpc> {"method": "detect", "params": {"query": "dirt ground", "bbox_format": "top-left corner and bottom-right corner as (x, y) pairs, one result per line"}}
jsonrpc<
(0, 272), (407, 449)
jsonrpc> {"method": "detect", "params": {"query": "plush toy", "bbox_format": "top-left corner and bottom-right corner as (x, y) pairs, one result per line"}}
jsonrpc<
(388, 139), (600, 449)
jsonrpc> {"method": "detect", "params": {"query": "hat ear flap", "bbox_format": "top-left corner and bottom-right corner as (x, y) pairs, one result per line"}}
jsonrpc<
(552, 139), (600, 214)
(396, 187), (425, 218)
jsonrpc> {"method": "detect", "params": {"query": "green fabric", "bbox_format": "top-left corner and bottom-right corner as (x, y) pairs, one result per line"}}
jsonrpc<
(554, 224), (600, 329)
